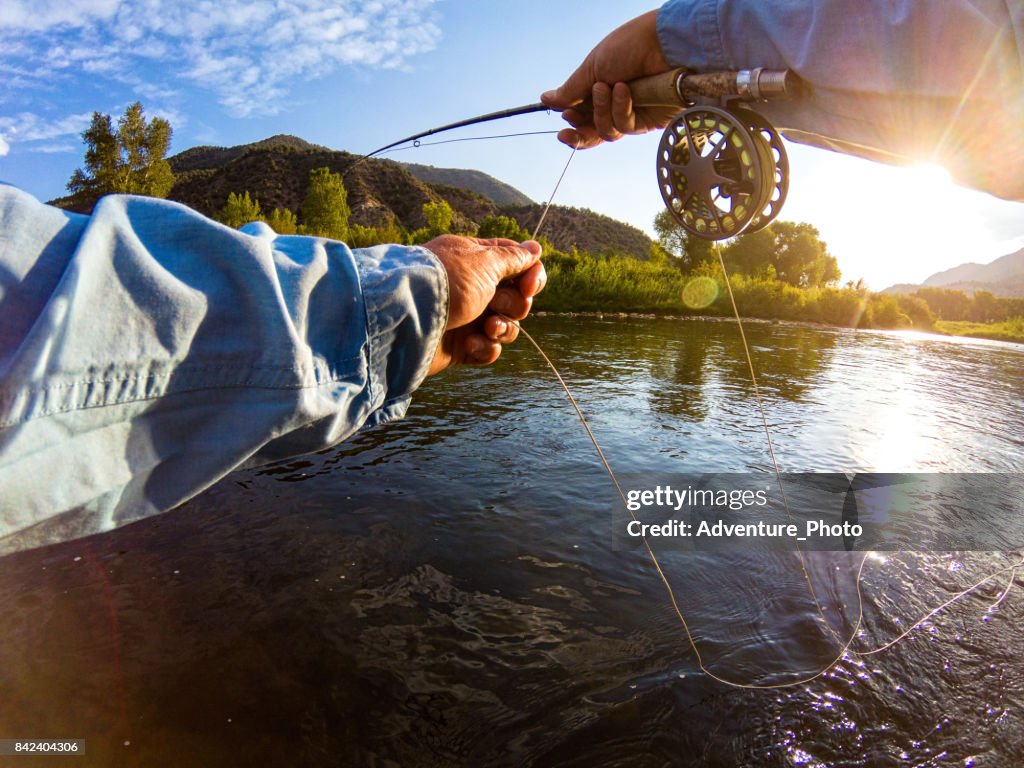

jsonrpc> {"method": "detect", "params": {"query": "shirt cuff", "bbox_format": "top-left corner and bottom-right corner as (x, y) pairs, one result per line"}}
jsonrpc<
(353, 243), (448, 423)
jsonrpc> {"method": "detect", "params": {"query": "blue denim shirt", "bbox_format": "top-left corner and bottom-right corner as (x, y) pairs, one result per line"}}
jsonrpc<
(0, 185), (447, 553)
(658, 0), (1023, 200)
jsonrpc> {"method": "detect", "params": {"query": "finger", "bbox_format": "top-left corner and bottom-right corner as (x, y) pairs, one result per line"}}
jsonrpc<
(612, 81), (636, 134)
(489, 285), (532, 321)
(557, 127), (603, 149)
(471, 236), (521, 248)
(465, 334), (501, 365)
(488, 242), (541, 283)
(541, 57), (594, 110)
(484, 313), (520, 344)
(515, 260), (547, 298)
(592, 82), (623, 142)
(562, 108), (589, 129)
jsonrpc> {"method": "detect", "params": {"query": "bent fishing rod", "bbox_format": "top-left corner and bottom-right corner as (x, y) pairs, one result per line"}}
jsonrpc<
(358, 67), (798, 241)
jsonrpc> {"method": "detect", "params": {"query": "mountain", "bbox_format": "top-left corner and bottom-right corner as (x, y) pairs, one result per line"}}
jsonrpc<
(399, 162), (533, 207)
(922, 248), (1024, 290)
(48, 134), (655, 260)
(885, 247), (1024, 297)
(159, 135), (654, 260)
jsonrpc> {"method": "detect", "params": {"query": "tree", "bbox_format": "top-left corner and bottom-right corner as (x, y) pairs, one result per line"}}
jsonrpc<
(410, 199), (455, 244)
(423, 199), (454, 236)
(217, 191), (263, 229)
(723, 221), (840, 288)
(653, 209), (717, 271)
(913, 287), (972, 320)
(970, 290), (1002, 323)
(347, 215), (407, 248)
(301, 167), (349, 240)
(478, 215), (529, 241)
(266, 207), (298, 234)
(67, 102), (174, 207)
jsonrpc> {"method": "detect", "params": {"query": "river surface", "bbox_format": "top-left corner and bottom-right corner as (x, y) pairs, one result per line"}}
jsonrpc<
(1, 317), (1022, 766)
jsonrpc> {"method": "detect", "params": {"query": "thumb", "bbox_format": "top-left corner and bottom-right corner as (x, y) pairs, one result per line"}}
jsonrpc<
(491, 239), (542, 281)
(541, 60), (594, 109)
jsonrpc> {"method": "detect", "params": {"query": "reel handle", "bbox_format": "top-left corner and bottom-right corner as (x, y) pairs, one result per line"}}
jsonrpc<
(626, 67), (795, 107)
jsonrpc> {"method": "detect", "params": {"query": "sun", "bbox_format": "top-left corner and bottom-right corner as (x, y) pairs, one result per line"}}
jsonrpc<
(781, 148), (1012, 289)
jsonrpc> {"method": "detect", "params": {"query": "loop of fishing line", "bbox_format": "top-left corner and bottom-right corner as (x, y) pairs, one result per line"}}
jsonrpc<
(365, 106), (1022, 691)
(504, 131), (1022, 691)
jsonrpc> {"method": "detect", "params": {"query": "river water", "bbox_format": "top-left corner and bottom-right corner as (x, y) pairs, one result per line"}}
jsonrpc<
(1, 317), (1022, 766)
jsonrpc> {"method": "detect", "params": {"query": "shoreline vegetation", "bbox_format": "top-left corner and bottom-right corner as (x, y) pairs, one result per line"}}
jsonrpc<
(213, 177), (1024, 346)
(530, 311), (1024, 346)
(57, 106), (1016, 348)
(532, 247), (1024, 345)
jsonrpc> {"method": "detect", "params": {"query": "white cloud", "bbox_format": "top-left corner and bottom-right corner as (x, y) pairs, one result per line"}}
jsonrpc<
(0, 112), (93, 142)
(32, 143), (77, 154)
(0, 112), (93, 154)
(0, 0), (442, 117)
(0, 0), (120, 33)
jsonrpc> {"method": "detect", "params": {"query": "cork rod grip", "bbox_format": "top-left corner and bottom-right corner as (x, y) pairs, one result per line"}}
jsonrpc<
(626, 69), (749, 107)
(625, 68), (689, 107)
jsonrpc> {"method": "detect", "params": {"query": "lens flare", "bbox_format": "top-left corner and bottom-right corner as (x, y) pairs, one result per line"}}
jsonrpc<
(682, 276), (719, 309)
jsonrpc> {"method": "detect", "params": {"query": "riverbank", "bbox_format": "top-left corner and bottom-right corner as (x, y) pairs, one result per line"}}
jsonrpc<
(530, 311), (1024, 346)
(934, 319), (1024, 344)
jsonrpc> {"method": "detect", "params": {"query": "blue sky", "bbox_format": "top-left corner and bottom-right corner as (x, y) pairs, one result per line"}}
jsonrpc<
(2, 0), (1022, 289)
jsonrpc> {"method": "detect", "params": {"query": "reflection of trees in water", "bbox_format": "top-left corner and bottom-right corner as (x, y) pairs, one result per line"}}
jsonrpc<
(717, 323), (839, 402)
(648, 325), (717, 421)
(487, 317), (841, 425)
(256, 318), (845, 482)
(642, 320), (840, 419)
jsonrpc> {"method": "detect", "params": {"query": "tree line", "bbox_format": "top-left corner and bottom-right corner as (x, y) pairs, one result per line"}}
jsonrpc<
(62, 103), (1020, 338)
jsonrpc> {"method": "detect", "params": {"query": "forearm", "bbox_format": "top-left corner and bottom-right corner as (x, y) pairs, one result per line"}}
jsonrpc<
(657, 0), (1024, 199)
(0, 186), (446, 553)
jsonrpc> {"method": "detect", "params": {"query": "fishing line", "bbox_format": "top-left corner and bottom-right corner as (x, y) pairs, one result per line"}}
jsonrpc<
(856, 552), (1024, 657)
(515, 308), (1023, 687)
(505, 139), (1021, 691)
(715, 249), (841, 647)
(374, 130), (559, 155)
(364, 113), (1021, 689)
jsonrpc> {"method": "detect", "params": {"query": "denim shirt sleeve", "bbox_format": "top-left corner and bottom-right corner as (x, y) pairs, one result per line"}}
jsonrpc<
(0, 185), (447, 554)
(657, 0), (1024, 200)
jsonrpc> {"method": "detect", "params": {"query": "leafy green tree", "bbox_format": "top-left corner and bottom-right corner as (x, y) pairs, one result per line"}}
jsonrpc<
(347, 215), (407, 248)
(266, 207), (298, 234)
(723, 221), (839, 288)
(67, 102), (174, 206)
(217, 191), (263, 229)
(410, 199), (455, 244)
(970, 290), (1002, 323)
(653, 208), (717, 271)
(423, 199), (454, 236)
(913, 287), (973, 320)
(895, 294), (936, 329)
(301, 167), (349, 240)
(477, 215), (529, 241)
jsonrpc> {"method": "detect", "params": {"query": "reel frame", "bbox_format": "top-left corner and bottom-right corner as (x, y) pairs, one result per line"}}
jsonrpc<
(654, 74), (791, 242)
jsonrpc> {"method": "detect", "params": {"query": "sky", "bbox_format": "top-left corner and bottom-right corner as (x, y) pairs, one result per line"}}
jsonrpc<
(1, 0), (1022, 290)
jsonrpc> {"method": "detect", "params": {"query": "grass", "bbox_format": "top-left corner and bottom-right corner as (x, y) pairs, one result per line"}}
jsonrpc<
(934, 318), (1024, 344)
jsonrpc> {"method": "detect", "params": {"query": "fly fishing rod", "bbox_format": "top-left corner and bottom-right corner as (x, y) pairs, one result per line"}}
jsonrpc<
(363, 67), (798, 241)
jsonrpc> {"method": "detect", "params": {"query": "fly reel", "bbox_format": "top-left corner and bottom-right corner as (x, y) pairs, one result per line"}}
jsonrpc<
(656, 104), (789, 241)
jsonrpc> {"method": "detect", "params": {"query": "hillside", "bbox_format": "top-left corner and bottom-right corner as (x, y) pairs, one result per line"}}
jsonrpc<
(48, 134), (655, 259)
(923, 247), (1024, 287)
(165, 135), (654, 259)
(886, 247), (1024, 298)
(399, 162), (533, 207)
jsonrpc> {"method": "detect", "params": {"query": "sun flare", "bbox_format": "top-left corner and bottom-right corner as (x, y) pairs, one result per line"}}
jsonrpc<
(781, 148), (1022, 290)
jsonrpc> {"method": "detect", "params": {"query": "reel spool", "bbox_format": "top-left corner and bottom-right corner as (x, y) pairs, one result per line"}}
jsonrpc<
(738, 107), (789, 235)
(657, 105), (788, 241)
